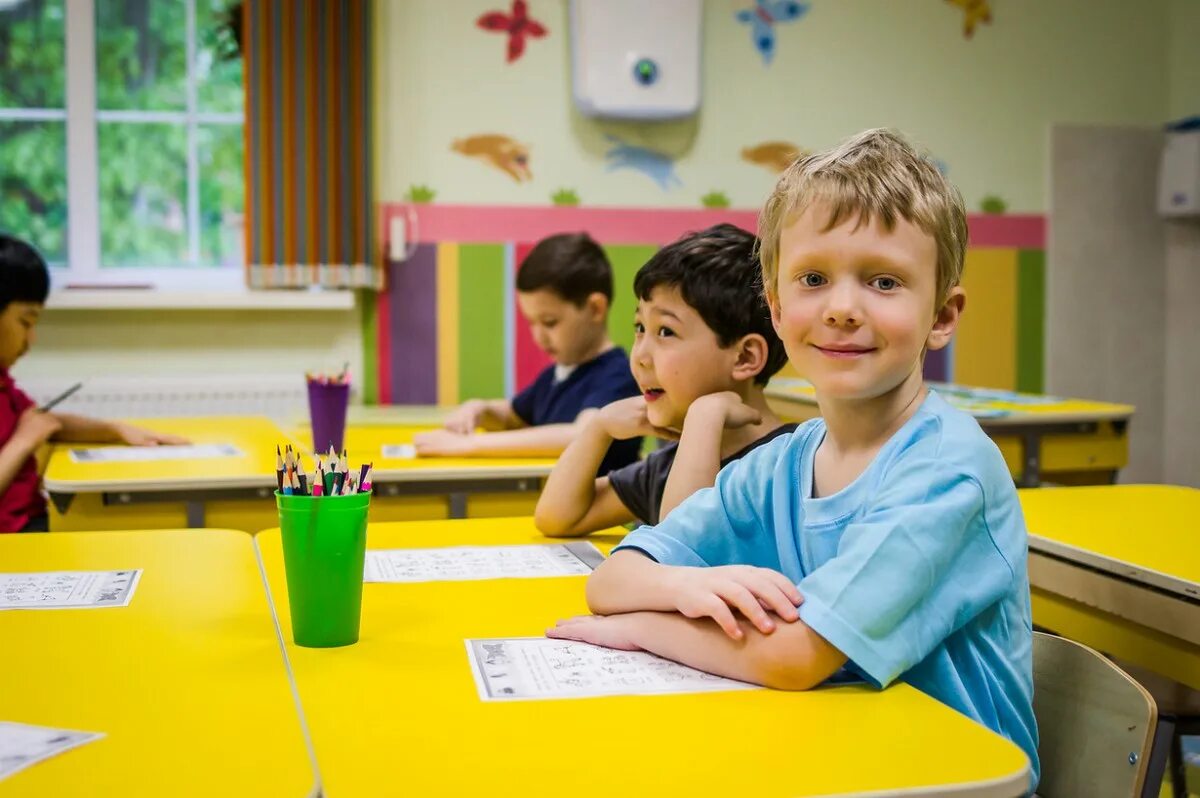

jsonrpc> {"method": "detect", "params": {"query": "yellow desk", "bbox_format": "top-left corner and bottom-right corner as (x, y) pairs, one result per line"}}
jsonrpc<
(767, 378), (1134, 487)
(43, 416), (294, 531)
(256, 517), (1030, 797)
(1020, 485), (1200, 692)
(290, 423), (555, 520)
(0, 529), (316, 796)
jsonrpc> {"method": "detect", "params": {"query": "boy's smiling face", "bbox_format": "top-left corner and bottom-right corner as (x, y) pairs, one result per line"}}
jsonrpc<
(516, 288), (608, 367)
(0, 301), (41, 370)
(631, 285), (748, 430)
(770, 203), (963, 402)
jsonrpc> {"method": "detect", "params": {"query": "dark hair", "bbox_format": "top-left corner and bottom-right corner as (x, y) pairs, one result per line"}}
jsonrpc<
(634, 224), (788, 385)
(0, 234), (50, 313)
(515, 233), (612, 306)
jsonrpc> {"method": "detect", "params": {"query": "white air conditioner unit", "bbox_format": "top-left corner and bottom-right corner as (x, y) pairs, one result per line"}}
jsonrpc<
(1158, 129), (1200, 217)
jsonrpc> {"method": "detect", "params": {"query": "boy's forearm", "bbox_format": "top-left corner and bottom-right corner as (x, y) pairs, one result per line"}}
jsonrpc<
(586, 550), (684, 615)
(0, 437), (38, 496)
(49, 414), (119, 444)
(459, 422), (580, 458)
(619, 611), (846, 691)
(534, 420), (615, 535)
(659, 410), (725, 520)
(478, 400), (522, 431)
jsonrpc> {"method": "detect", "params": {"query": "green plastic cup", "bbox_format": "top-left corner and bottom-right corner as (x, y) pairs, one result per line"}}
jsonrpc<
(276, 491), (370, 648)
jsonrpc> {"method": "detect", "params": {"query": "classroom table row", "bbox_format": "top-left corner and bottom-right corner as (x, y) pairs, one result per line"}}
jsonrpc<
(6, 485), (1198, 796)
(39, 381), (1139, 534)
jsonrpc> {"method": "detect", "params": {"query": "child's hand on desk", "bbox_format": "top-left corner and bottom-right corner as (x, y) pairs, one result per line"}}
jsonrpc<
(669, 565), (802, 641)
(546, 614), (641, 651)
(685, 391), (763, 430)
(443, 400), (484, 435)
(112, 423), (189, 446)
(596, 396), (679, 441)
(412, 429), (473, 457)
(13, 407), (62, 448)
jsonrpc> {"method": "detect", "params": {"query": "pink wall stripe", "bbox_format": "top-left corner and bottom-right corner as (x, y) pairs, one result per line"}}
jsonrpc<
(513, 241), (554, 391)
(381, 204), (1047, 249)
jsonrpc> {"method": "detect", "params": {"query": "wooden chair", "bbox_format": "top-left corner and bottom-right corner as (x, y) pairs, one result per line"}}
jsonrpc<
(1033, 632), (1158, 798)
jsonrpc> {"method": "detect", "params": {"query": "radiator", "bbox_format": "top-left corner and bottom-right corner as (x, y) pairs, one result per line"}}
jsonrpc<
(16, 375), (331, 420)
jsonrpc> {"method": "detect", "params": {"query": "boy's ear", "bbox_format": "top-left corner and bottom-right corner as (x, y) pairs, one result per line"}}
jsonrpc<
(730, 334), (769, 382)
(585, 292), (609, 321)
(927, 286), (965, 352)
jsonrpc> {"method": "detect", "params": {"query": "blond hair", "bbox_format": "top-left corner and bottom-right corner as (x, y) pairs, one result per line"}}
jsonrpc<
(757, 128), (967, 305)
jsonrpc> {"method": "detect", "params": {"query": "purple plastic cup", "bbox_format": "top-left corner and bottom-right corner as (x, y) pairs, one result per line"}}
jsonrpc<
(307, 381), (350, 454)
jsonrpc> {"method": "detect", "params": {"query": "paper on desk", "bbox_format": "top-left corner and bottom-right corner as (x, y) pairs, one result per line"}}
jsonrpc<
(466, 638), (759, 701)
(364, 543), (604, 583)
(380, 444), (416, 459)
(0, 570), (142, 610)
(0, 722), (103, 782)
(68, 443), (241, 463)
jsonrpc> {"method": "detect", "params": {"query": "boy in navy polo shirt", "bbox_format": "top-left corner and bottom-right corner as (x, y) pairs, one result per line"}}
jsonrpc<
(0, 235), (186, 533)
(414, 233), (640, 475)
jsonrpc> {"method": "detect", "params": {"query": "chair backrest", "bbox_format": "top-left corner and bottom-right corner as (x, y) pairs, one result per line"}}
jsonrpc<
(1033, 632), (1158, 798)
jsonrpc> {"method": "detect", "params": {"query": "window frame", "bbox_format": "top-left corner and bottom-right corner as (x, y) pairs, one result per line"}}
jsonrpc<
(0, 0), (245, 290)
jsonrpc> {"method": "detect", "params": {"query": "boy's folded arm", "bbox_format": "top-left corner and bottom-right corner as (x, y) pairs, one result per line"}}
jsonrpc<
(536, 414), (635, 536)
(479, 399), (524, 430)
(586, 549), (684, 615)
(0, 433), (41, 495)
(658, 401), (728, 521)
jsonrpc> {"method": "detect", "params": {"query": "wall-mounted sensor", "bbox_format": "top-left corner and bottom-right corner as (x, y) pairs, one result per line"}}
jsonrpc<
(570, 0), (701, 120)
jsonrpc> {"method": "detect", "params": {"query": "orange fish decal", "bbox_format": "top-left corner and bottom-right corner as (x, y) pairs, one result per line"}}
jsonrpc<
(946, 0), (991, 38)
(451, 134), (532, 182)
(741, 141), (807, 173)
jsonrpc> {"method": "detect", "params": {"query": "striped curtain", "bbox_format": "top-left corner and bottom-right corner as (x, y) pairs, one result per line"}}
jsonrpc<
(242, 1), (380, 290)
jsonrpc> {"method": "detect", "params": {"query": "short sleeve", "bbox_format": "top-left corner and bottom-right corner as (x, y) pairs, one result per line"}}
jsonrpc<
(510, 369), (549, 425)
(614, 439), (785, 570)
(607, 444), (675, 525)
(9, 382), (34, 414)
(796, 460), (1017, 689)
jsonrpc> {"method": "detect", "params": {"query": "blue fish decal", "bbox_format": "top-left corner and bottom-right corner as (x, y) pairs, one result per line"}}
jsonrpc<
(736, 0), (810, 65)
(603, 135), (682, 190)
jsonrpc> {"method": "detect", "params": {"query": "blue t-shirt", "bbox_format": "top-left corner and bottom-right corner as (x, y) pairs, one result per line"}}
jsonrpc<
(616, 391), (1039, 786)
(511, 347), (641, 475)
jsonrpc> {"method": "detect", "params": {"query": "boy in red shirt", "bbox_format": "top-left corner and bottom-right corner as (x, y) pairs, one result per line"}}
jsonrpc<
(0, 235), (185, 532)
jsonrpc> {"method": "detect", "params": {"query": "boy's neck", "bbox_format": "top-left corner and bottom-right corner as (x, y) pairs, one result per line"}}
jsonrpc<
(816, 367), (928, 457)
(717, 386), (784, 459)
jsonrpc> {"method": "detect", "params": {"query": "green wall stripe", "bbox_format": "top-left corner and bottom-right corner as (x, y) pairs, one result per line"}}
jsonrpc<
(458, 244), (508, 399)
(1016, 249), (1046, 393)
(604, 244), (659, 353)
(360, 290), (378, 404)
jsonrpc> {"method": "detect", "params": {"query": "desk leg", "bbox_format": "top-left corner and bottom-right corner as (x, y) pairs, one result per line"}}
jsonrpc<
(186, 501), (206, 528)
(1144, 717), (1176, 798)
(48, 492), (75, 514)
(448, 493), (468, 519)
(1020, 433), (1042, 488)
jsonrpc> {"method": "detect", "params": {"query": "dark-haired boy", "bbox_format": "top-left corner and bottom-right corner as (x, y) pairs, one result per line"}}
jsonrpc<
(535, 224), (795, 536)
(0, 235), (186, 532)
(414, 232), (641, 474)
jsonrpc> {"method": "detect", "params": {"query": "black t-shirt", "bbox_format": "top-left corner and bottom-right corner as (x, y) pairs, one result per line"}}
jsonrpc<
(607, 423), (798, 526)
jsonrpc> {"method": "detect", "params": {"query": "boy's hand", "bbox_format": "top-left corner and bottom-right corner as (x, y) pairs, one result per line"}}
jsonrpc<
(546, 614), (642, 651)
(413, 429), (474, 457)
(13, 408), (62, 448)
(686, 391), (763, 430)
(669, 565), (802, 640)
(596, 396), (680, 441)
(113, 423), (189, 446)
(444, 400), (484, 435)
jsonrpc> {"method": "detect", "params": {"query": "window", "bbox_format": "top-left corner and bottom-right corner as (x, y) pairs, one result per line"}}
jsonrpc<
(0, 0), (243, 289)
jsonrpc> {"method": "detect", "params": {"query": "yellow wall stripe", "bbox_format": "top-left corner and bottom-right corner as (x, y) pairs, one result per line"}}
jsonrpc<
(955, 248), (1018, 389)
(436, 243), (461, 406)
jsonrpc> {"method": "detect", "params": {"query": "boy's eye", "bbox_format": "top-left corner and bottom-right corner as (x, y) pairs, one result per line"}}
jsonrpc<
(800, 273), (826, 287)
(871, 276), (900, 291)
(656, 326), (675, 338)
(633, 321), (645, 334)
(541, 320), (557, 329)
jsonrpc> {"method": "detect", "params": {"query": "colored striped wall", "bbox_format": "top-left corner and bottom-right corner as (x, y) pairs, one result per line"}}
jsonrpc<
(368, 205), (1047, 405)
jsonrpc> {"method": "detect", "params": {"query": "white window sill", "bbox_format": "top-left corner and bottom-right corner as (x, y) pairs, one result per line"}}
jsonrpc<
(46, 288), (355, 311)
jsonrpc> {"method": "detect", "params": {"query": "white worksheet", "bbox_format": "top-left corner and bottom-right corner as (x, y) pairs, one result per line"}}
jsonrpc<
(466, 638), (760, 701)
(0, 722), (103, 782)
(380, 444), (416, 459)
(68, 443), (241, 463)
(0, 570), (141, 610)
(364, 543), (603, 583)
